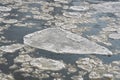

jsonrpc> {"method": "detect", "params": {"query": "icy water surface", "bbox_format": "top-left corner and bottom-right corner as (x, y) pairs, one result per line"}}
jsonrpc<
(0, 0), (120, 80)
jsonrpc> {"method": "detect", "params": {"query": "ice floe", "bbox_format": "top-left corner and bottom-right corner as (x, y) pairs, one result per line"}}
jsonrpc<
(109, 33), (120, 39)
(2, 19), (18, 24)
(0, 44), (24, 53)
(24, 28), (112, 55)
(91, 2), (120, 13)
(69, 5), (89, 11)
(0, 6), (12, 12)
(30, 58), (65, 71)
(63, 12), (82, 18)
(54, 0), (72, 4)
(0, 73), (15, 80)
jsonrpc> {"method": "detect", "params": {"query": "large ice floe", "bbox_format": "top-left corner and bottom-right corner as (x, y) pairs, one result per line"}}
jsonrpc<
(24, 28), (112, 55)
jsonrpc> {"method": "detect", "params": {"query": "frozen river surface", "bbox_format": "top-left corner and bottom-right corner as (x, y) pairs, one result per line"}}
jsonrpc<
(0, 0), (120, 80)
